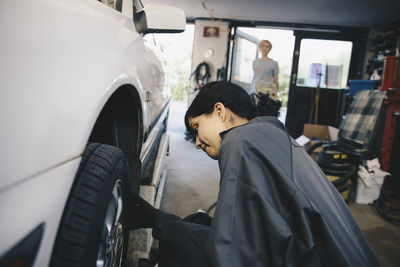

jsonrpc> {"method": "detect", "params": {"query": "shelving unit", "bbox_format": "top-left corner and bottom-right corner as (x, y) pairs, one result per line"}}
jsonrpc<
(366, 23), (400, 79)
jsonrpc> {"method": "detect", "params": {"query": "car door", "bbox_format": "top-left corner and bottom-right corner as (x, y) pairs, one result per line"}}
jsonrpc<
(143, 34), (169, 129)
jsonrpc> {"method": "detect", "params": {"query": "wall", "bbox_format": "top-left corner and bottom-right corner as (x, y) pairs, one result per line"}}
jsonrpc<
(188, 19), (230, 103)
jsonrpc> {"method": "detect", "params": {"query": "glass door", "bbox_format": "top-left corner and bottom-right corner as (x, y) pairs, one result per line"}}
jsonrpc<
(230, 27), (295, 114)
(230, 30), (259, 94)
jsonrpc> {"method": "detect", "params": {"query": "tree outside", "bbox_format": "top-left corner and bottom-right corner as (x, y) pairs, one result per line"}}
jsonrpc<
(155, 25), (195, 102)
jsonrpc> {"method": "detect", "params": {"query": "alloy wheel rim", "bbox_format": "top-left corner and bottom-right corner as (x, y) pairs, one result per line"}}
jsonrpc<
(96, 179), (124, 267)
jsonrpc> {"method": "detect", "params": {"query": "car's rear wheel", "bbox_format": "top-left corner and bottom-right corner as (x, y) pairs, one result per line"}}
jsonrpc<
(51, 143), (130, 267)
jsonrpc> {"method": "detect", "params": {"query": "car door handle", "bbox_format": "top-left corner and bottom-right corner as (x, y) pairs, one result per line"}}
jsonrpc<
(145, 91), (153, 102)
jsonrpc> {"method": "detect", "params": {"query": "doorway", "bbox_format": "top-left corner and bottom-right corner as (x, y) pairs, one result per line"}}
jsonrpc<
(285, 38), (353, 137)
(228, 26), (366, 138)
(230, 27), (295, 111)
(285, 30), (365, 138)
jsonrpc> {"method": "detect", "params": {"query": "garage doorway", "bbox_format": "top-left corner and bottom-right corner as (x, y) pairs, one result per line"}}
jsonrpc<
(230, 27), (295, 111)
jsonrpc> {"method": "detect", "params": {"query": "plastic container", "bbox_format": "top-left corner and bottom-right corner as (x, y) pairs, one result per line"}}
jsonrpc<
(348, 80), (378, 96)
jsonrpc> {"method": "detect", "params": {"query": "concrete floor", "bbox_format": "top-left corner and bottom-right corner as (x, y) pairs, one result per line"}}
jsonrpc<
(161, 101), (220, 217)
(160, 101), (400, 266)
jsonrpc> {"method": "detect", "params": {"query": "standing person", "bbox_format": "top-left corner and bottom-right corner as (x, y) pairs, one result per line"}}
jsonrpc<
(252, 40), (279, 100)
(130, 81), (378, 267)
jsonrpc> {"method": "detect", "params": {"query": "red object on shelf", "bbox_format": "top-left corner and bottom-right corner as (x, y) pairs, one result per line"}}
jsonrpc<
(380, 56), (400, 91)
(379, 56), (400, 172)
(380, 89), (400, 172)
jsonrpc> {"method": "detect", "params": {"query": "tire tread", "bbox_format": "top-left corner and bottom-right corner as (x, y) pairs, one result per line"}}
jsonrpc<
(51, 143), (129, 267)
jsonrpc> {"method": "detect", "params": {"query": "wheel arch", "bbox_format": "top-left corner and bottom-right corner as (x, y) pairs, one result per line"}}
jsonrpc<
(88, 84), (143, 193)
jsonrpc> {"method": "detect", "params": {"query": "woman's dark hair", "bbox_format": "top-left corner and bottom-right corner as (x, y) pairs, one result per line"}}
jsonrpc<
(184, 81), (281, 136)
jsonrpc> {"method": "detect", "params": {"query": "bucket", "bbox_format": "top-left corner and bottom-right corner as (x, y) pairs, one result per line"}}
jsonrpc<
(348, 80), (377, 96)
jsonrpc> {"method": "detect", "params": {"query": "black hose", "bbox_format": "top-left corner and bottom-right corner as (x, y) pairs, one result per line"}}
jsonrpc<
(206, 201), (217, 214)
(335, 180), (352, 193)
(320, 166), (351, 177)
(186, 62), (211, 95)
(306, 141), (324, 155)
(193, 62), (210, 88)
(332, 164), (356, 186)
(319, 162), (354, 171)
(322, 164), (356, 187)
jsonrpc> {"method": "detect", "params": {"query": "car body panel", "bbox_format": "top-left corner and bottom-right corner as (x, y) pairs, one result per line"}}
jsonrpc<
(0, 0), (185, 265)
(0, 158), (81, 267)
(0, 0), (168, 190)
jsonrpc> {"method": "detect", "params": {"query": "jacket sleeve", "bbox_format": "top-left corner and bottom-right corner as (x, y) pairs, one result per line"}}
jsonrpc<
(206, 139), (297, 267)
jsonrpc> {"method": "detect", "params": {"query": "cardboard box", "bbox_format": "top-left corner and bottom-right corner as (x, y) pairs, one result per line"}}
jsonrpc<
(296, 124), (339, 160)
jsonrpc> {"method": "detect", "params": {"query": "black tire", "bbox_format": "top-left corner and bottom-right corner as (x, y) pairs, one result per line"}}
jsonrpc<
(51, 143), (131, 267)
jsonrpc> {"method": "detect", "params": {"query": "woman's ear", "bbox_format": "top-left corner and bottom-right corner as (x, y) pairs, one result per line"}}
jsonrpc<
(213, 102), (226, 121)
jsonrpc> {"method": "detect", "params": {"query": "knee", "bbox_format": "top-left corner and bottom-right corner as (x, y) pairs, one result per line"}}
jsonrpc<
(159, 221), (184, 243)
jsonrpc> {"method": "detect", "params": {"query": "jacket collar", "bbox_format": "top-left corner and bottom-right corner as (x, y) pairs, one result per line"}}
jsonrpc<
(219, 116), (286, 139)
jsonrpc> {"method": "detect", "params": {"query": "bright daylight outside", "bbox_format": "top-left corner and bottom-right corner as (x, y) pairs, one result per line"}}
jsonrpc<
(296, 39), (353, 89)
(233, 27), (295, 107)
(155, 26), (296, 108)
(154, 27), (352, 110)
(153, 24), (195, 103)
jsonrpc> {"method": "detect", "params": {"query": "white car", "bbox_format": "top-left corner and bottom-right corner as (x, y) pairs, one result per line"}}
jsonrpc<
(0, 0), (185, 266)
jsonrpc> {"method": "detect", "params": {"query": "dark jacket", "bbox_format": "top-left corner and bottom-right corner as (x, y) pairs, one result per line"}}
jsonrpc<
(206, 116), (379, 267)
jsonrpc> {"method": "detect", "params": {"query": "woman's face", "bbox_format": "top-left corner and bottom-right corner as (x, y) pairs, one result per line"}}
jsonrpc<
(188, 111), (227, 159)
(259, 42), (271, 56)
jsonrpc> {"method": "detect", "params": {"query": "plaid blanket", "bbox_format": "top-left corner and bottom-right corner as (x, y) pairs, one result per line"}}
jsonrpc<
(339, 90), (386, 146)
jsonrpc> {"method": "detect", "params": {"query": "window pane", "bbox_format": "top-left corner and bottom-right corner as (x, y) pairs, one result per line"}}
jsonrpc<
(296, 39), (353, 89)
(232, 38), (257, 84)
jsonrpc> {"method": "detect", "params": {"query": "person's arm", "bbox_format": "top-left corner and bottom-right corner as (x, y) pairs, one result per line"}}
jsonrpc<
(273, 73), (279, 89)
(273, 62), (279, 89)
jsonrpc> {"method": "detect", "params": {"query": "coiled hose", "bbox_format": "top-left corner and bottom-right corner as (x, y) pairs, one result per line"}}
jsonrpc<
(307, 141), (356, 193)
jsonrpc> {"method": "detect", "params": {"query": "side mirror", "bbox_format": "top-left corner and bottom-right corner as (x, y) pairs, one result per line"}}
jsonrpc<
(134, 4), (186, 35)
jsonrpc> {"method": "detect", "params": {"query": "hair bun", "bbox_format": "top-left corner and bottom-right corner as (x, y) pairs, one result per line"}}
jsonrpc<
(255, 93), (281, 117)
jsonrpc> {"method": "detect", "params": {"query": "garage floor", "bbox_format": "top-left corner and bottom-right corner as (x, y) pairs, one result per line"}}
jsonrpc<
(160, 101), (400, 267)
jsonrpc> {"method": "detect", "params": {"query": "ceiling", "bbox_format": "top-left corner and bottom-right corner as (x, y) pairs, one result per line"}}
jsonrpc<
(146, 0), (400, 28)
